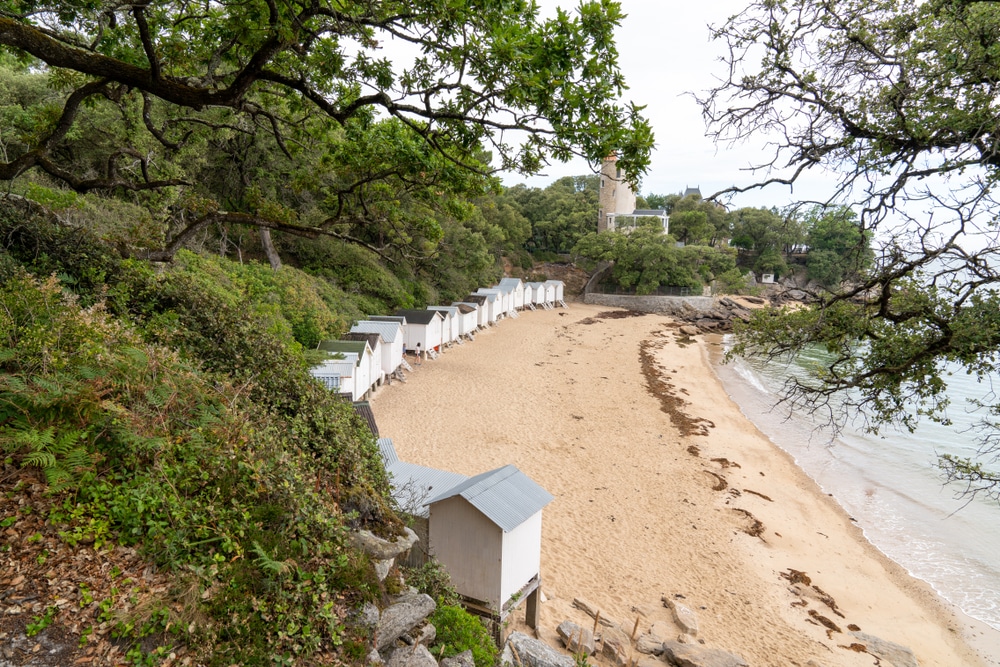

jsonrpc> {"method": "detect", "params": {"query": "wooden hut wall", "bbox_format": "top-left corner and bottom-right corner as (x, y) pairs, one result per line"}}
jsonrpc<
(499, 511), (543, 605)
(429, 496), (502, 608)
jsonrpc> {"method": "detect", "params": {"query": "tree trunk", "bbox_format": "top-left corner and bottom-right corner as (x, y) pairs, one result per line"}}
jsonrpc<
(259, 227), (281, 270)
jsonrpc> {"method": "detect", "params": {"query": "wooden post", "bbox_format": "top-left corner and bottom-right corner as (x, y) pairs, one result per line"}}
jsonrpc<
(525, 587), (540, 631)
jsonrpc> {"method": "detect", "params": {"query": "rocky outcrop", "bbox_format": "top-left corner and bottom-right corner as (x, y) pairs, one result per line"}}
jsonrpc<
(377, 593), (436, 652)
(849, 631), (919, 667)
(440, 650), (476, 667)
(502, 631), (575, 667)
(662, 596), (699, 636)
(349, 527), (419, 581)
(386, 644), (439, 667)
(556, 620), (595, 656)
(660, 641), (749, 667)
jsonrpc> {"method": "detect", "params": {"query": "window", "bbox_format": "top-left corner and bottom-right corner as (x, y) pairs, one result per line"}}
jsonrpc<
(600, 178), (604, 188)
(317, 375), (341, 390)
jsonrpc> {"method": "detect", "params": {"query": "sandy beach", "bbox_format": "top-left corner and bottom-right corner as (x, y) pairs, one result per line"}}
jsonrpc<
(371, 302), (998, 667)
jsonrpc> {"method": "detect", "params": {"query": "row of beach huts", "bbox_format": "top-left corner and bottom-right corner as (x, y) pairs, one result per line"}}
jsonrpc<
(309, 278), (566, 400)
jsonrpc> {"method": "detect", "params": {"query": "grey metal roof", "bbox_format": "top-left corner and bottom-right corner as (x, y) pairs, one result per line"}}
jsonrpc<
(631, 209), (668, 216)
(525, 282), (545, 289)
(394, 309), (443, 325)
(425, 464), (554, 532)
(318, 340), (370, 365)
(474, 290), (498, 303)
(351, 320), (400, 343)
(465, 294), (488, 305)
(493, 283), (514, 295)
(371, 315), (407, 325)
(498, 278), (523, 289)
(352, 401), (379, 438)
(378, 438), (398, 466)
(342, 332), (382, 348)
(427, 305), (458, 316)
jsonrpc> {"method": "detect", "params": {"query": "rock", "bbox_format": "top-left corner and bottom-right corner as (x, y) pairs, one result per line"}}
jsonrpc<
(636, 633), (665, 655)
(401, 622), (435, 647)
(572, 597), (617, 627)
(350, 527), (419, 561)
(441, 650), (476, 667)
(374, 558), (393, 582)
(648, 621), (673, 640)
(386, 643), (438, 667)
(694, 319), (719, 331)
(660, 642), (748, 667)
(849, 632), (919, 667)
(601, 626), (631, 667)
(348, 601), (381, 633)
(377, 593), (436, 652)
(661, 597), (699, 636)
(369, 649), (385, 665)
(679, 325), (700, 336)
(636, 659), (662, 667)
(556, 620), (595, 656)
(504, 631), (575, 667)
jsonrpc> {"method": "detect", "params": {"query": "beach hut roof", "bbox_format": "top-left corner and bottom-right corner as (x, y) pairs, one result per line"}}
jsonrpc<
(342, 332), (382, 348)
(317, 340), (369, 365)
(426, 464), (554, 532)
(428, 305), (458, 316)
(351, 320), (400, 343)
(464, 294), (488, 305)
(352, 401), (379, 438)
(370, 315), (407, 325)
(452, 303), (477, 314)
(378, 439), (468, 518)
(394, 309), (444, 325)
(474, 290), (499, 303)
(526, 282), (545, 288)
(493, 283), (515, 295)
(498, 277), (524, 289)
(544, 280), (563, 286)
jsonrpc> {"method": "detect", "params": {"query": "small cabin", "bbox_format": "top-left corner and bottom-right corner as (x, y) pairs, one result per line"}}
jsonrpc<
(474, 289), (503, 323)
(450, 302), (480, 339)
(498, 278), (525, 311)
(394, 309), (445, 354)
(525, 282), (546, 307)
(315, 340), (376, 399)
(309, 351), (361, 399)
(350, 320), (405, 379)
(479, 287), (510, 318)
(341, 332), (385, 388)
(544, 280), (565, 306)
(462, 294), (491, 327)
(427, 465), (553, 632)
(427, 306), (460, 346)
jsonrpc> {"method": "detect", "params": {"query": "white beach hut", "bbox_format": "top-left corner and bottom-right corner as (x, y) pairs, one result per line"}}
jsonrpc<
(541, 282), (556, 308)
(462, 294), (491, 327)
(427, 306), (460, 346)
(309, 351), (362, 400)
(341, 332), (385, 389)
(498, 278), (525, 311)
(315, 340), (376, 399)
(427, 464), (553, 633)
(525, 282), (547, 309)
(545, 280), (566, 307)
(394, 309), (444, 355)
(450, 303), (479, 339)
(476, 288), (506, 321)
(468, 292), (500, 324)
(350, 320), (406, 380)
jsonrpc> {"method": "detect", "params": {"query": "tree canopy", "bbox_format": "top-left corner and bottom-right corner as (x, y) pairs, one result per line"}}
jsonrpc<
(703, 0), (1000, 500)
(0, 0), (653, 262)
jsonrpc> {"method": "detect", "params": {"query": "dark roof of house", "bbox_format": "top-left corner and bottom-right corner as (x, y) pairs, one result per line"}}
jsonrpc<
(370, 315), (407, 325)
(464, 294), (488, 305)
(342, 332), (381, 348)
(452, 303), (477, 314)
(393, 309), (443, 325)
(683, 186), (702, 198)
(352, 401), (379, 438)
(317, 340), (368, 365)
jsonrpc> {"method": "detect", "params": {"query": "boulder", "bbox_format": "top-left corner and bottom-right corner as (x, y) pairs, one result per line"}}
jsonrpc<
(661, 597), (699, 636)
(679, 325), (700, 336)
(849, 632), (919, 667)
(503, 632), (575, 667)
(660, 642), (748, 667)
(386, 643), (438, 667)
(377, 593), (436, 652)
(600, 626), (631, 667)
(636, 633), (665, 655)
(556, 620), (595, 656)
(572, 597), (617, 627)
(441, 650), (476, 667)
(350, 527), (419, 561)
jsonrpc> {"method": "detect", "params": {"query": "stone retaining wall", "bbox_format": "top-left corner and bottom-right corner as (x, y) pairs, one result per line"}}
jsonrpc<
(582, 292), (717, 314)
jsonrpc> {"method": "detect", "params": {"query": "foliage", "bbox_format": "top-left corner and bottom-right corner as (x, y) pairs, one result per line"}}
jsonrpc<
(403, 560), (460, 607)
(429, 605), (498, 667)
(669, 194), (729, 246)
(506, 175), (600, 253)
(703, 0), (1000, 498)
(574, 228), (736, 294)
(803, 206), (873, 288)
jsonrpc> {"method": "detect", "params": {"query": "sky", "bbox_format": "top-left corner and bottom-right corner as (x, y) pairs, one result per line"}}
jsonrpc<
(503, 1), (833, 209)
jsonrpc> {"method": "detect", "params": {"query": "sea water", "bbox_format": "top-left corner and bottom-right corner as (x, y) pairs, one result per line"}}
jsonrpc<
(711, 339), (1000, 632)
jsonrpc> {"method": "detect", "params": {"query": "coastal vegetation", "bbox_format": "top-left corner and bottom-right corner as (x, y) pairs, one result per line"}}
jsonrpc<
(703, 0), (1000, 500)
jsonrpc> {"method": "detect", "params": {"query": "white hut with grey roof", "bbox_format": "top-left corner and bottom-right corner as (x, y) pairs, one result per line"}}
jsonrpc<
(450, 303), (479, 339)
(350, 320), (406, 380)
(498, 277), (525, 310)
(426, 464), (553, 632)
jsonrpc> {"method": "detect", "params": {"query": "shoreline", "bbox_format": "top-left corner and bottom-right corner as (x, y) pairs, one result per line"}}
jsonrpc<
(705, 334), (1000, 664)
(370, 303), (996, 666)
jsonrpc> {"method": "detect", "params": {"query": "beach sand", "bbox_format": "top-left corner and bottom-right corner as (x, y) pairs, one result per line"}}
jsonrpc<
(371, 302), (998, 667)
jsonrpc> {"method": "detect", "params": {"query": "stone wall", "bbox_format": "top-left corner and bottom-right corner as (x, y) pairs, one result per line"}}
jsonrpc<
(582, 292), (717, 315)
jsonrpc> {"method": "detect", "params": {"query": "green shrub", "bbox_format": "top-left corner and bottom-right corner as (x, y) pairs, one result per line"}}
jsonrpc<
(429, 605), (498, 667)
(403, 559), (459, 606)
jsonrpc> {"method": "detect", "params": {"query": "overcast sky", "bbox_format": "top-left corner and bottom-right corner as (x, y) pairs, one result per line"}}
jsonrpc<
(504, 1), (831, 209)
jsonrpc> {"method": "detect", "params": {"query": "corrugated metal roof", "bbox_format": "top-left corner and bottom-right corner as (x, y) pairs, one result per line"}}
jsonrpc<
(474, 290), (498, 303)
(371, 315), (407, 325)
(352, 401), (379, 438)
(387, 462), (468, 519)
(498, 278), (523, 289)
(452, 303), (477, 314)
(493, 283), (514, 295)
(428, 305), (458, 316)
(426, 464), (554, 532)
(342, 332), (381, 348)
(465, 294), (488, 304)
(394, 309), (443, 325)
(378, 438), (398, 466)
(351, 320), (400, 343)
(318, 340), (369, 364)
(543, 280), (564, 286)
